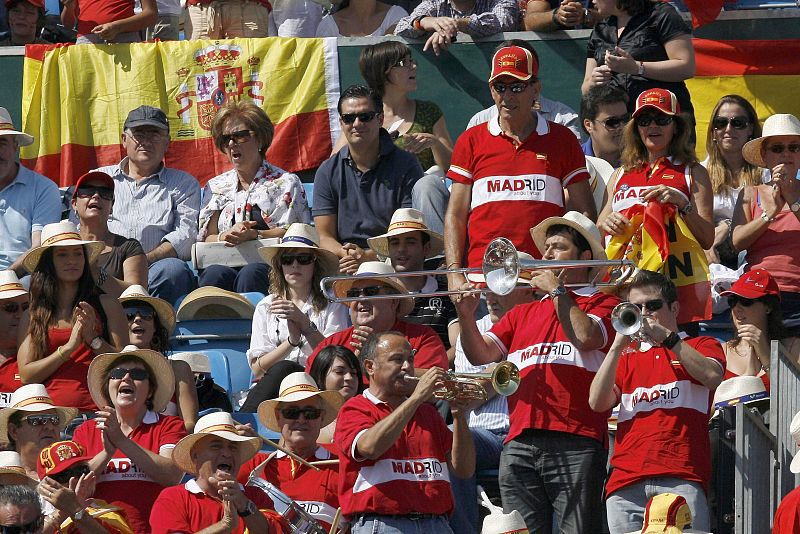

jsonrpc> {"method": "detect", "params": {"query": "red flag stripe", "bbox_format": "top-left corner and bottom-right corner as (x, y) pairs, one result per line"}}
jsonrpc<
(694, 38), (800, 77)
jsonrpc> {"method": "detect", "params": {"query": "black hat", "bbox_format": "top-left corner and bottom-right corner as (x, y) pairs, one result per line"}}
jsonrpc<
(124, 105), (169, 132)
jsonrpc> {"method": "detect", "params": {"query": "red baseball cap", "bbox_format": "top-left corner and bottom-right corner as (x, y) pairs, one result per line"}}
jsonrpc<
(721, 269), (781, 300)
(633, 88), (680, 118)
(5, 0), (45, 9)
(489, 46), (538, 83)
(37, 440), (91, 480)
(72, 171), (115, 199)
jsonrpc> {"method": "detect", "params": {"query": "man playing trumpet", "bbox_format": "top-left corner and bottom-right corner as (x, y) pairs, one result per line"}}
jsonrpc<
(455, 211), (619, 533)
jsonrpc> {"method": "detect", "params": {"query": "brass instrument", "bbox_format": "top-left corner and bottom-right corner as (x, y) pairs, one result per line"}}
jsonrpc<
(404, 361), (521, 401)
(611, 302), (657, 347)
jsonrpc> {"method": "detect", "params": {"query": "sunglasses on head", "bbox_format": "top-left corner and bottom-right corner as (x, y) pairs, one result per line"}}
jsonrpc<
(727, 295), (760, 308)
(635, 115), (674, 127)
(0, 517), (43, 534)
(22, 414), (60, 426)
(632, 299), (666, 313)
(108, 367), (149, 381)
(220, 129), (254, 146)
(712, 116), (750, 130)
(345, 285), (388, 298)
(76, 185), (114, 200)
(280, 254), (315, 266)
(491, 81), (530, 94)
(124, 305), (155, 321)
(279, 407), (323, 420)
(340, 111), (378, 125)
(596, 115), (630, 130)
(1, 301), (29, 314)
(766, 143), (800, 155)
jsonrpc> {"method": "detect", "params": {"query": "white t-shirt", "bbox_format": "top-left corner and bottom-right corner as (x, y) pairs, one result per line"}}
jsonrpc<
(315, 5), (408, 37)
(269, 0), (325, 37)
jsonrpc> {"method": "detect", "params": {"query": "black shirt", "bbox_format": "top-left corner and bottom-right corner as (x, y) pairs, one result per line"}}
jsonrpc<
(404, 275), (458, 350)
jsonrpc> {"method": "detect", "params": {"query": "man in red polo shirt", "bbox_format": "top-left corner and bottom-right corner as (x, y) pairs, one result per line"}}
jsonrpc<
(444, 41), (595, 293)
(455, 211), (619, 532)
(589, 270), (724, 533)
(0, 271), (26, 406)
(335, 331), (474, 533)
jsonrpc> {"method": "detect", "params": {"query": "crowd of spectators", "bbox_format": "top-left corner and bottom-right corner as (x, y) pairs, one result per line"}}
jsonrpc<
(3, 1), (800, 533)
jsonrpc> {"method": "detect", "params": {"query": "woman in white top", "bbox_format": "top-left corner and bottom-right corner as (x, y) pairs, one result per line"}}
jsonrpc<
(315, 0), (407, 37)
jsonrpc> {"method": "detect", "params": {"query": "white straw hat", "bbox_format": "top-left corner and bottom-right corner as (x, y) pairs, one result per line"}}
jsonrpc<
(0, 451), (36, 486)
(258, 223), (339, 276)
(366, 208), (444, 259)
(713, 376), (768, 407)
(169, 352), (211, 374)
(0, 270), (27, 299)
(531, 211), (607, 262)
(330, 261), (414, 316)
(172, 412), (261, 475)
(0, 107), (34, 147)
(790, 410), (800, 473)
(0, 384), (79, 442)
(176, 286), (256, 322)
(119, 284), (176, 335)
(21, 221), (104, 274)
(257, 372), (344, 432)
(742, 114), (800, 168)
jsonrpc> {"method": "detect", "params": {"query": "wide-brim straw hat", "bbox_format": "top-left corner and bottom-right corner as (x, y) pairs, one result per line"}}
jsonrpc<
(0, 384), (79, 443)
(258, 372), (344, 432)
(0, 451), (36, 487)
(22, 221), (104, 274)
(742, 113), (800, 168)
(790, 410), (800, 473)
(330, 261), (414, 316)
(258, 223), (339, 276)
(713, 375), (768, 407)
(119, 284), (176, 335)
(366, 208), (444, 259)
(87, 345), (175, 413)
(0, 270), (27, 299)
(0, 107), (34, 147)
(531, 211), (607, 262)
(172, 412), (261, 475)
(169, 352), (211, 374)
(176, 286), (256, 322)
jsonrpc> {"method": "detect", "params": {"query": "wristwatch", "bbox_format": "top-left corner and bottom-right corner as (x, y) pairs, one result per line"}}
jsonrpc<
(72, 508), (88, 521)
(663, 332), (681, 350)
(791, 200), (800, 213)
(679, 201), (694, 215)
(90, 336), (103, 350)
(549, 285), (567, 299)
(637, 61), (645, 76)
(237, 500), (257, 517)
(760, 211), (775, 224)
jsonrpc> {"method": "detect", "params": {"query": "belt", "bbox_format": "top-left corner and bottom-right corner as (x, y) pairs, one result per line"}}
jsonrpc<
(359, 512), (443, 521)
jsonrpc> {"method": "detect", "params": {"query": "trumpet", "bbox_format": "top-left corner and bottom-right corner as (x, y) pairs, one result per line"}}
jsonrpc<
(611, 302), (656, 346)
(404, 361), (521, 402)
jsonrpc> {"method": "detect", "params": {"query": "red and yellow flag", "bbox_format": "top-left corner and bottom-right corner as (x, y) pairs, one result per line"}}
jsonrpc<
(20, 38), (341, 186)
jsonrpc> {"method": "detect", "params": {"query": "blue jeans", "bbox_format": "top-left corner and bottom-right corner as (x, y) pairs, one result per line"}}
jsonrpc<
(449, 427), (506, 533)
(350, 514), (453, 534)
(606, 478), (709, 534)
(148, 257), (197, 306)
(412, 174), (449, 236)
(198, 263), (270, 295)
(499, 429), (607, 534)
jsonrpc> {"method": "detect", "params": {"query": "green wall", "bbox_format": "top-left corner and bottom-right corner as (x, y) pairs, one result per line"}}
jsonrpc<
(0, 53), (24, 127)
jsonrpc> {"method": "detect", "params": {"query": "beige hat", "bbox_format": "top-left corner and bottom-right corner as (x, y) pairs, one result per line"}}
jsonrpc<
(258, 372), (344, 432)
(0, 107), (34, 147)
(742, 113), (800, 168)
(119, 284), (176, 335)
(87, 345), (175, 413)
(330, 261), (414, 317)
(22, 221), (104, 274)
(169, 352), (210, 374)
(531, 211), (607, 262)
(0, 451), (36, 486)
(713, 376), (768, 407)
(258, 223), (339, 276)
(468, 251), (535, 286)
(0, 384), (79, 443)
(176, 286), (256, 322)
(172, 412), (261, 475)
(790, 410), (800, 473)
(366, 208), (444, 259)
(0, 270), (27, 299)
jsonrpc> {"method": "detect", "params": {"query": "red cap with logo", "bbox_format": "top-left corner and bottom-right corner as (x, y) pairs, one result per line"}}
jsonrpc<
(721, 269), (781, 300)
(72, 171), (115, 199)
(37, 440), (92, 480)
(633, 88), (680, 118)
(5, 0), (45, 9)
(489, 46), (538, 82)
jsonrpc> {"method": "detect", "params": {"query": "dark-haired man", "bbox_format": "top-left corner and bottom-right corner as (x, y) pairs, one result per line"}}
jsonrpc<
(580, 85), (630, 168)
(313, 85), (423, 275)
(589, 270), (724, 533)
(0, 484), (42, 534)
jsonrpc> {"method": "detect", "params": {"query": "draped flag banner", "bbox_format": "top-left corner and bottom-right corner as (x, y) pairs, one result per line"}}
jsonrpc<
(19, 38), (341, 186)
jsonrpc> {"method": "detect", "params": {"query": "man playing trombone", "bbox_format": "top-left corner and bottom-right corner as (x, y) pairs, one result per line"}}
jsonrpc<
(455, 211), (619, 533)
(588, 270), (724, 533)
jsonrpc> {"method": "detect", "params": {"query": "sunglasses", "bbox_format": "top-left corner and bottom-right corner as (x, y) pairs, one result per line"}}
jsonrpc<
(340, 111), (378, 125)
(220, 129), (254, 146)
(194, 372), (211, 387)
(727, 295), (760, 308)
(279, 407), (323, 420)
(632, 299), (666, 313)
(345, 285), (388, 298)
(124, 306), (155, 321)
(21, 414), (60, 426)
(766, 143), (800, 155)
(595, 115), (630, 130)
(76, 185), (114, 200)
(394, 57), (417, 68)
(635, 115), (674, 127)
(491, 81), (530, 94)
(712, 116), (750, 130)
(280, 254), (315, 266)
(1, 301), (29, 314)
(0, 517), (43, 534)
(108, 367), (149, 381)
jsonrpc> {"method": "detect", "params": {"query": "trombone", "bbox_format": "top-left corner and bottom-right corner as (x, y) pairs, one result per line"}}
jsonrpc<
(403, 361), (521, 402)
(320, 237), (635, 302)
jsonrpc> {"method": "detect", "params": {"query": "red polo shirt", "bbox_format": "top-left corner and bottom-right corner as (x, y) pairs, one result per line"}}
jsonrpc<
(0, 357), (20, 408)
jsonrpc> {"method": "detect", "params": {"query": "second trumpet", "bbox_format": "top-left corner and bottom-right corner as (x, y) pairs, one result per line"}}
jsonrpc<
(404, 361), (520, 402)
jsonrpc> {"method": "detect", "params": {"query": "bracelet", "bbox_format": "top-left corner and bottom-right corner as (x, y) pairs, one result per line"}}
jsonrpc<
(256, 354), (268, 374)
(446, 262), (460, 270)
(637, 60), (645, 76)
(288, 337), (305, 348)
(57, 345), (69, 362)
(413, 16), (425, 30)
(663, 332), (681, 350)
(551, 8), (568, 29)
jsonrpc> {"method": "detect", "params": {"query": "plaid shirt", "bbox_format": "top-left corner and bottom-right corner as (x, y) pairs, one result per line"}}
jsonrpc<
(394, 0), (519, 38)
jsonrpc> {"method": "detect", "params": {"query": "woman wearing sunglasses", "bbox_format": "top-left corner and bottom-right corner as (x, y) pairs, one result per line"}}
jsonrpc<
(732, 114), (800, 334)
(119, 285), (199, 432)
(598, 88), (714, 331)
(702, 96), (762, 269)
(197, 100), (310, 295)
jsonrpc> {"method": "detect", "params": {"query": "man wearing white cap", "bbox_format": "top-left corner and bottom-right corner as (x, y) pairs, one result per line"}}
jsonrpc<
(0, 107), (61, 275)
(456, 211), (619, 532)
(0, 270), (27, 406)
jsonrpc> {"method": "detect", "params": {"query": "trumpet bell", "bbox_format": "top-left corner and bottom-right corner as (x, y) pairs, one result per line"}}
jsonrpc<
(482, 237), (519, 296)
(492, 361), (520, 396)
(612, 302), (642, 336)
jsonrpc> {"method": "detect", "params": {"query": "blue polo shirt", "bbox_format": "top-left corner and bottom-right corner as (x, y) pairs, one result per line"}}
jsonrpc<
(0, 164), (61, 269)
(581, 137), (595, 157)
(312, 129), (423, 248)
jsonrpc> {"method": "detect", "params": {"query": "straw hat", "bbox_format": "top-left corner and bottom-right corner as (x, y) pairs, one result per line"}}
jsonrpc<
(366, 208), (444, 259)
(713, 376), (768, 407)
(22, 221), (104, 274)
(171, 412), (261, 475)
(330, 261), (414, 316)
(0, 451), (36, 486)
(119, 284), (176, 335)
(468, 251), (536, 285)
(478, 485), (529, 534)
(789, 410), (800, 473)
(0, 384), (79, 442)
(531, 211), (607, 262)
(0, 270), (27, 299)
(87, 345), (175, 413)
(0, 107), (34, 147)
(257, 372), (344, 432)
(176, 286), (256, 322)
(258, 223), (339, 276)
(742, 114), (800, 168)
(169, 352), (210, 374)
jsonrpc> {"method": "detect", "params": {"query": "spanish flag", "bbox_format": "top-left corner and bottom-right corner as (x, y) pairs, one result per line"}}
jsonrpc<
(20, 38), (341, 186)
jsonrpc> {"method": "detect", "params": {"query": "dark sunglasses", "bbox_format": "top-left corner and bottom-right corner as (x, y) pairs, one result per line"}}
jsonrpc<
(124, 306), (155, 321)
(280, 254), (315, 266)
(194, 372), (212, 387)
(1, 301), (29, 314)
(22, 414), (60, 426)
(633, 299), (666, 313)
(108, 367), (149, 381)
(51, 463), (91, 485)
(220, 129), (254, 146)
(394, 57), (416, 68)
(76, 186), (114, 200)
(712, 116), (750, 130)
(340, 111), (378, 125)
(635, 115), (674, 127)
(727, 296), (760, 308)
(345, 285), (387, 298)
(596, 115), (630, 130)
(491, 81), (530, 94)
(279, 407), (323, 420)
(766, 143), (800, 154)
(0, 517), (43, 534)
